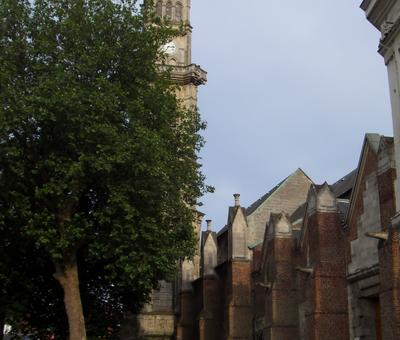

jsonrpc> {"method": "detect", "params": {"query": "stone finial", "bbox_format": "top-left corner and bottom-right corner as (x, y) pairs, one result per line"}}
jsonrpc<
(234, 193), (240, 207)
(206, 219), (212, 232)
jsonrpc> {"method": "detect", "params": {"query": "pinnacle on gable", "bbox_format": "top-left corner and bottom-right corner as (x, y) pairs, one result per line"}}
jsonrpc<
(306, 183), (338, 215)
(275, 213), (292, 235)
(317, 182), (335, 197)
(268, 212), (293, 237)
(365, 133), (381, 154)
(233, 193), (240, 207)
(206, 219), (212, 232)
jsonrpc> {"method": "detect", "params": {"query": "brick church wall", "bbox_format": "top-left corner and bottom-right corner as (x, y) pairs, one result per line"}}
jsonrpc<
(176, 291), (196, 340)
(252, 244), (265, 339)
(263, 236), (299, 340)
(226, 260), (253, 340)
(378, 167), (396, 230)
(303, 211), (349, 340)
(198, 276), (220, 340)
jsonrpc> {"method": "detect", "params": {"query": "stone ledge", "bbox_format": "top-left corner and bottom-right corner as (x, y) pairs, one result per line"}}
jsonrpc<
(347, 264), (379, 283)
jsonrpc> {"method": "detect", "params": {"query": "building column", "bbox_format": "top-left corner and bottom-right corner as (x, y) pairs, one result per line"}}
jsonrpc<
(301, 184), (349, 340)
(361, 3), (400, 338)
(379, 218), (400, 339)
(262, 213), (299, 340)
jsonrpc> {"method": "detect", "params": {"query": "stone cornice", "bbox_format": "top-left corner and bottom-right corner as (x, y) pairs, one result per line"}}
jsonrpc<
(347, 264), (379, 283)
(169, 64), (207, 86)
(360, 0), (372, 11)
(379, 17), (400, 61)
(361, 0), (398, 30)
(157, 63), (207, 86)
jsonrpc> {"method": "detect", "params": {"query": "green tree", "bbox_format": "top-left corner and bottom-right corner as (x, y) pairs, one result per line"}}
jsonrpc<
(0, 0), (210, 338)
(1, 242), (140, 339)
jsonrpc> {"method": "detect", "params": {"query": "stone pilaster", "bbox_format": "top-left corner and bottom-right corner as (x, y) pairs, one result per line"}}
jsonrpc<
(226, 259), (253, 340)
(361, 0), (400, 210)
(301, 184), (349, 340)
(263, 213), (299, 340)
(378, 214), (400, 339)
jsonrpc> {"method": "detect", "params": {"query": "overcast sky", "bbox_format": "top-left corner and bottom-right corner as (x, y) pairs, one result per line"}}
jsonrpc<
(189, 1), (393, 231)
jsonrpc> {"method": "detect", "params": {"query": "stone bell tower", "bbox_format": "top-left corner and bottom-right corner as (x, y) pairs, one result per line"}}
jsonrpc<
(130, 2), (206, 339)
(156, 0), (207, 108)
(155, 0), (206, 287)
(156, 0), (206, 287)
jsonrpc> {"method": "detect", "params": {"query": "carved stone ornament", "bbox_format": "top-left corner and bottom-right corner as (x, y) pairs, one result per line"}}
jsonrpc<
(381, 21), (395, 40)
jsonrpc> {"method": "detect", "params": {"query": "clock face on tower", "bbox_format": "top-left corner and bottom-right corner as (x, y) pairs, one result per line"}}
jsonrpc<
(162, 41), (177, 55)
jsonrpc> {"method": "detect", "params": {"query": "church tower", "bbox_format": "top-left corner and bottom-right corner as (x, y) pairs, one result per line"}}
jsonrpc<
(155, 0), (206, 288)
(130, 2), (206, 339)
(155, 0), (206, 290)
(156, 0), (207, 108)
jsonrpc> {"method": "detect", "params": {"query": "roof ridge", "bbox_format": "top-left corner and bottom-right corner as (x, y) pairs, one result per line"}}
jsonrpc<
(296, 168), (314, 184)
(246, 168), (312, 216)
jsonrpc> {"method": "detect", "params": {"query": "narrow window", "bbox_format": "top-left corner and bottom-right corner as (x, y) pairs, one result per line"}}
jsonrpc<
(156, 1), (162, 17)
(166, 1), (172, 18)
(175, 2), (183, 21)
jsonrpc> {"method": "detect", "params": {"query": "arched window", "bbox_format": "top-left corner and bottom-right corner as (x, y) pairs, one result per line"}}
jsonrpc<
(175, 2), (183, 21)
(156, 1), (163, 17)
(166, 1), (172, 18)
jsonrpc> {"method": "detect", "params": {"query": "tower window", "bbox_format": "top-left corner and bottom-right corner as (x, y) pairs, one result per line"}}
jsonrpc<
(175, 2), (183, 21)
(156, 1), (162, 17)
(166, 1), (172, 18)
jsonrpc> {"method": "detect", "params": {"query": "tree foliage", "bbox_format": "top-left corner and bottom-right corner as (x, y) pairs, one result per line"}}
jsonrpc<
(0, 0), (210, 337)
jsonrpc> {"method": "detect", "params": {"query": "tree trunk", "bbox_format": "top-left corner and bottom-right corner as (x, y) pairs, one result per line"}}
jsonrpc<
(1, 312), (5, 340)
(54, 259), (86, 340)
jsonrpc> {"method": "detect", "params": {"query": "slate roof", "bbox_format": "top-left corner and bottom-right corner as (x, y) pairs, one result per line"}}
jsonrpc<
(246, 168), (313, 216)
(331, 169), (357, 199)
(217, 224), (228, 236)
(290, 203), (307, 224)
(246, 177), (288, 216)
(337, 200), (350, 220)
